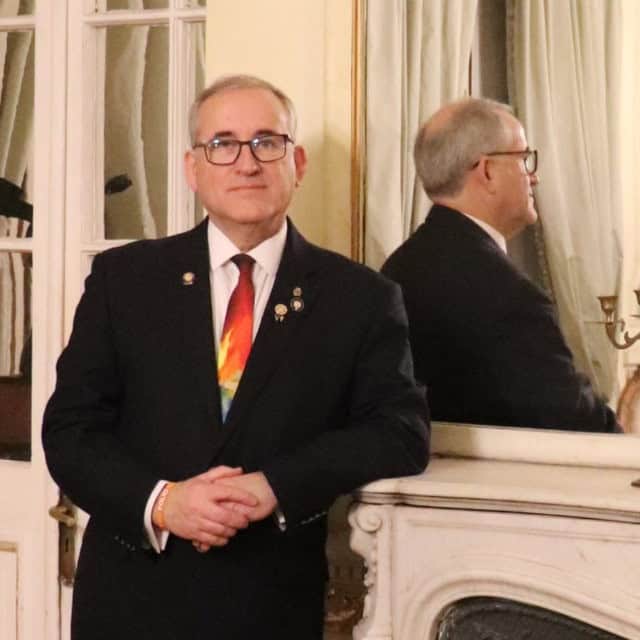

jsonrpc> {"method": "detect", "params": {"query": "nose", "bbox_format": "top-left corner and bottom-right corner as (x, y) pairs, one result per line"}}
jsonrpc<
(529, 171), (539, 186)
(234, 143), (260, 174)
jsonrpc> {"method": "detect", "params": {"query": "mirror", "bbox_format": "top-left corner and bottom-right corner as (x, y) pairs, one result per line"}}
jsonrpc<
(363, 0), (638, 436)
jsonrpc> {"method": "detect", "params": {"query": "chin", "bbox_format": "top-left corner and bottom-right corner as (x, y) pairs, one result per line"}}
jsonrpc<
(235, 209), (285, 227)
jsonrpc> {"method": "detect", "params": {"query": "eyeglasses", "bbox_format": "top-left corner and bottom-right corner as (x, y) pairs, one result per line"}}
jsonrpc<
(483, 149), (538, 175)
(193, 134), (294, 166)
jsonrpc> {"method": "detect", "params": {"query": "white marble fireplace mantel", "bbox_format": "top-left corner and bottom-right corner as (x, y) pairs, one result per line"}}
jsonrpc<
(349, 429), (640, 640)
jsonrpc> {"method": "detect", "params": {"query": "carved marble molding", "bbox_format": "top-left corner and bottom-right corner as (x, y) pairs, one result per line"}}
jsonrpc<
(348, 503), (394, 640)
(349, 458), (640, 640)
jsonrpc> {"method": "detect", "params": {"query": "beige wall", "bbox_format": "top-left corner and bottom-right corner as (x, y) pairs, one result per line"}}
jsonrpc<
(206, 0), (354, 256)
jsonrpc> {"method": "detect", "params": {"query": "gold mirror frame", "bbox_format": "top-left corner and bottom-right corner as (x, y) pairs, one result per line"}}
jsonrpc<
(350, 0), (366, 263)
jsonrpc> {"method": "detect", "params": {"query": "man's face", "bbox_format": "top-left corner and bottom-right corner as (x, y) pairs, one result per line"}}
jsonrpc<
(184, 87), (306, 243)
(492, 114), (539, 238)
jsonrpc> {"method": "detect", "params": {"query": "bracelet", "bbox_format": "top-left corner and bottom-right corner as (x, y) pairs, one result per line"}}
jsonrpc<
(152, 482), (175, 530)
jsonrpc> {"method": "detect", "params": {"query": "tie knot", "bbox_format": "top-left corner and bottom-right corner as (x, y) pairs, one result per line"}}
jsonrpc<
(231, 254), (254, 273)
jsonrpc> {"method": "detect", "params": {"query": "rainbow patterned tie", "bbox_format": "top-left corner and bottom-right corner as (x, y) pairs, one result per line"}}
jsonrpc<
(217, 254), (255, 421)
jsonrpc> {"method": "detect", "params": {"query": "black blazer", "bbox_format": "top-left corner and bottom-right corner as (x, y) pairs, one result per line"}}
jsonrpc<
(43, 219), (428, 640)
(382, 205), (618, 433)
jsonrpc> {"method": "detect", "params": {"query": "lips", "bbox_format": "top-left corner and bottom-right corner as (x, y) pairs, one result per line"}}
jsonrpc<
(229, 185), (267, 192)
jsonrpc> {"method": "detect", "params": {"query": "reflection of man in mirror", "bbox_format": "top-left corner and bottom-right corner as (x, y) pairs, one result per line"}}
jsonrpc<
(42, 74), (429, 639)
(382, 97), (620, 433)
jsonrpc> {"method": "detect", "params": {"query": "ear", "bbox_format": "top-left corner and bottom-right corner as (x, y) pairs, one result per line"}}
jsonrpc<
(184, 150), (197, 192)
(293, 145), (307, 185)
(475, 156), (498, 195)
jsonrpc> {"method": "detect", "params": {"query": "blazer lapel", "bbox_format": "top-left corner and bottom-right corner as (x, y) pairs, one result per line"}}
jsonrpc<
(170, 220), (223, 430)
(216, 223), (319, 444)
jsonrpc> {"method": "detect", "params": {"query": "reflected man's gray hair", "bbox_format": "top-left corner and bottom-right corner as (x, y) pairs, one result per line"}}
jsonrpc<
(414, 98), (514, 198)
(188, 74), (298, 147)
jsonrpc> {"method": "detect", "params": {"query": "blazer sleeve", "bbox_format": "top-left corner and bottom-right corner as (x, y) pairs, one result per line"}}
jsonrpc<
(261, 279), (430, 527)
(489, 288), (620, 433)
(42, 252), (159, 542)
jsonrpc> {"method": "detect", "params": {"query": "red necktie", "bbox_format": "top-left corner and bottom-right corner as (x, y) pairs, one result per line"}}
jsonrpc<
(217, 254), (255, 420)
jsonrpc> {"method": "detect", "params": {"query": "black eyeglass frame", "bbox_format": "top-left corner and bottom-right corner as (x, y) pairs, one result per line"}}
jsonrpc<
(192, 134), (295, 166)
(481, 148), (538, 175)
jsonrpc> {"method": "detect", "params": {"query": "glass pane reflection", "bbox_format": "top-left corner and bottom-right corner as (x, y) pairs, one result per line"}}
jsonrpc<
(0, 250), (32, 461)
(104, 24), (168, 239)
(188, 20), (206, 227)
(0, 0), (35, 17)
(103, 0), (168, 10)
(0, 30), (34, 223)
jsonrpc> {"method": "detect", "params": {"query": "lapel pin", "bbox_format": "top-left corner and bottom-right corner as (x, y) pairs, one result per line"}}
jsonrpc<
(292, 286), (302, 297)
(182, 272), (195, 286)
(290, 297), (304, 312)
(274, 303), (288, 322)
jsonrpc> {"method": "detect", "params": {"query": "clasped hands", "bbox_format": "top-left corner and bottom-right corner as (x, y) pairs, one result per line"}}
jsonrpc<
(153, 466), (277, 553)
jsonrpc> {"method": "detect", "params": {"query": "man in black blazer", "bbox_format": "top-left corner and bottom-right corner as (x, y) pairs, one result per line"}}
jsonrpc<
(382, 98), (618, 433)
(43, 75), (429, 639)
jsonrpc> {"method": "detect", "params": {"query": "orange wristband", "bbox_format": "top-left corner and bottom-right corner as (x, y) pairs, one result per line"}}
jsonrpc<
(153, 482), (175, 530)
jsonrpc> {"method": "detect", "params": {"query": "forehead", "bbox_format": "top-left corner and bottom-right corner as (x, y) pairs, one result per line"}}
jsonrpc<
(196, 87), (290, 138)
(499, 112), (528, 148)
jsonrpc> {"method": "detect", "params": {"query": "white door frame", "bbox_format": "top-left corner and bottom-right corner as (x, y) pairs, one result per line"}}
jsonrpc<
(0, 1), (68, 639)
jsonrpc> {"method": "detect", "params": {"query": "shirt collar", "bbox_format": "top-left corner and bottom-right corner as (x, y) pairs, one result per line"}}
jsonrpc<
(208, 218), (288, 275)
(459, 211), (507, 254)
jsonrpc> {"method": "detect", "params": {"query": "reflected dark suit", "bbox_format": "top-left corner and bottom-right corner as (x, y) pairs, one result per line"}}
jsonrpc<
(43, 219), (429, 639)
(382, 205), (618, 432)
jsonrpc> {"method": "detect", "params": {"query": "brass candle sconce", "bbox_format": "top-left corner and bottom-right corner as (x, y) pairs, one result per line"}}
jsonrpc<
(597, 291), (640, 350)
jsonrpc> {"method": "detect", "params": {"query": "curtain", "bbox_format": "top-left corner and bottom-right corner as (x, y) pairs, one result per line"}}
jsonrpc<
(618, 0), (640, 399)
(364, 0), (478, 269)
(507, 0), (626, 398)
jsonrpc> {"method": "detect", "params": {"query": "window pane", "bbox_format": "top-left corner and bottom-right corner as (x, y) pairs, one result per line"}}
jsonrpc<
(0, 250), (31, 461)
(183, 0), (206, 7)
(104, 24), (168, 239)
(0, 30), (34, 234)
(0, 0), (35, 17)
(187, 21), (206, 228)
(102, 0), (168, 10)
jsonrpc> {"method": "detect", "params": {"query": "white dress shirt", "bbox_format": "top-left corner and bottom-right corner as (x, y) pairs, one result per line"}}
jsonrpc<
(144, 219), (288, 552)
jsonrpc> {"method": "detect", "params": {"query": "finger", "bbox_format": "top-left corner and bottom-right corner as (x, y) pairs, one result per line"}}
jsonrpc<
(200, 466), (243, 482)
(195, 532), (229, 547)
(219, 500), (255, 517)
(193, 541), (210, 553)
(208, 484), (258, 507)
(200, 507), (250, 531)
(196, 520), (239, 540)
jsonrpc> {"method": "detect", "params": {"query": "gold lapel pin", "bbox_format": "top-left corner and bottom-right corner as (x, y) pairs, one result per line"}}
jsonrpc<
(182, 272), (196, 286)
(274, 303), (288, 322)
(290, 286), (304, 312)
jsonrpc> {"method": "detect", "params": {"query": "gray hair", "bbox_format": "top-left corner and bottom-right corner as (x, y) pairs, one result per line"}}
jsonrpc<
(188, 74), (298, 146)
(414, 98), (514, 198)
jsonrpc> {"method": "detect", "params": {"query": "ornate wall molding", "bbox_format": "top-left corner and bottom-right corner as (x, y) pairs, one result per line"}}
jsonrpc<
(350, 458), (640, 640)
(348, 503), (394, 640)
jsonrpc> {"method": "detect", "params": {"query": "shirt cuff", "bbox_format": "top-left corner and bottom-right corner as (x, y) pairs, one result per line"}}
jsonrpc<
(274, 506), (287, 532)
(144, 480), (171, 553)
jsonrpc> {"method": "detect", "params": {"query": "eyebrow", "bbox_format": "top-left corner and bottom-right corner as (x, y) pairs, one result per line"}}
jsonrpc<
(209, 128), (281, 140)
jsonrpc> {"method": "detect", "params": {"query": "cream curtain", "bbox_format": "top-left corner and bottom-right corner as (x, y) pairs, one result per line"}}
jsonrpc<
(618, 0), (640, 391)
(364, 0), (478, 268)
(507, 0), (626, 398)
